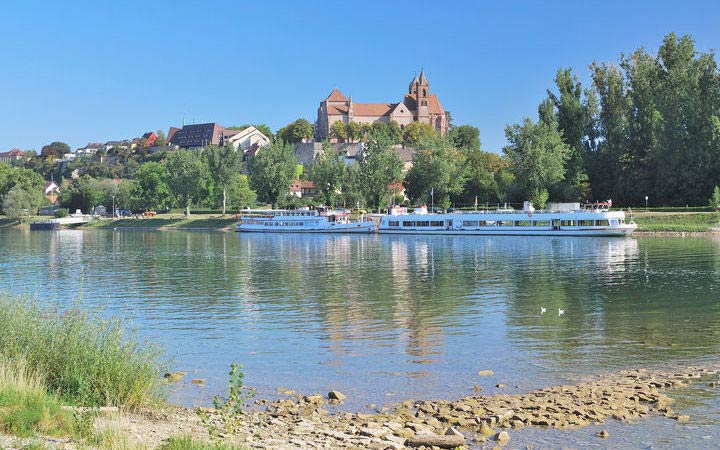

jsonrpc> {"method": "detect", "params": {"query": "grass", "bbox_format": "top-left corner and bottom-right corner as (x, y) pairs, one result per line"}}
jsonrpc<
(157, 435), (247, 450)
(0, 294), (166, 409)
(631, 211), (720, 232)
(80, 214), (237, 230)
(0, 358), (90, 439)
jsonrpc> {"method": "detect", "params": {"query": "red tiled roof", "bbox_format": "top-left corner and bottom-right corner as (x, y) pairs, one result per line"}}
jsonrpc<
(0, 148), (24, 157)
(405, 93), (444, 115)
(353, 103), (395, 117)
(325, 88), (347, 102)
(327, 105), (348, 115)
(290, 179), (315, 189)
(167, 127), (180, 142)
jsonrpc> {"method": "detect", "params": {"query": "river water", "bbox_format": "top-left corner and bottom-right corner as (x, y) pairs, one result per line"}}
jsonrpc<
(1, 229), (719, 448)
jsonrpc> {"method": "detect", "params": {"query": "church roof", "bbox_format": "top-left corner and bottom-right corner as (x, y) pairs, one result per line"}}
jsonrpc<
(325, 88), (347, 102)
(404, 93), (444, 115)
(353, 103), (396, 117)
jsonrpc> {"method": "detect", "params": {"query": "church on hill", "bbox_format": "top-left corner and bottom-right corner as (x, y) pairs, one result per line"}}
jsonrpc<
(314, 70), (449, 140)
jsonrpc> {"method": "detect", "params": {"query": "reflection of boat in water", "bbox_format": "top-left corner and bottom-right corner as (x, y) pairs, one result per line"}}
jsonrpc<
(235, 208), (376, 233)
(378, 201), (637, 237)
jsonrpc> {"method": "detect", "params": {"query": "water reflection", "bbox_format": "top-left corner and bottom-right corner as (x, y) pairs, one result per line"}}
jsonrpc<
(1, 230), (719, 409)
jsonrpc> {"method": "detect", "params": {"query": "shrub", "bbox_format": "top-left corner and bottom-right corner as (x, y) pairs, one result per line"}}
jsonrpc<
(0, 294), (166, 408)
(54, 208), (69, 218)
(158, 435), (247, 450)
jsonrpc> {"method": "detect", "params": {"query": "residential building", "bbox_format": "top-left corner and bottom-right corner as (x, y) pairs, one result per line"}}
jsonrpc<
(315, 69), (450, 140)
(0, 148), (24, 164)
(289, 180), (317, 198)
(140, 131), (157, 146)
(76, 143), (104, 157)
(224, 126), (271, 153)
(168, 123), (226, 148)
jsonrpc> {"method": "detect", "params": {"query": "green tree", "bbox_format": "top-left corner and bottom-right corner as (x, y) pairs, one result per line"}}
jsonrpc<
(329, 121), (347, 142)
(503, 110), (571, 208)
(448, 125), (481, 152)
(710, 186), (720, 209)
(547, 68), (590, 200)
(356, 128), (404, 212)
(461, 150), (503, 205)
(276, 119), (313, 143)
(2, 185), (42, 221)
(61, 175), (104, 213)
(404, 139), (466, 209)
(307, 141), (345, 206)
(346, 121), (361, 142)
(248, 141), (298, 206)
(386, 120), (403, 144)
(131, 162), (173, 210)
(402, 122), (438, 146)
(226, 174), (256, 211)
(155, 130), (166, 147)
(206, 144), (243, 215)
(40, 141), (71, 160)
(0, 165), (45, 214)
(165, 150), (209, 216)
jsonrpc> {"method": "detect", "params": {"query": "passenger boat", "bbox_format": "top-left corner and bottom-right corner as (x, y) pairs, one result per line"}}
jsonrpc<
(235, 208), (376, 233)
(378, 201), (636, 237)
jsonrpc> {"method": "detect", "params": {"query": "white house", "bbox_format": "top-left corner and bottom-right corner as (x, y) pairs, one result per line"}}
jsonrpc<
(224, 126), (271, 153)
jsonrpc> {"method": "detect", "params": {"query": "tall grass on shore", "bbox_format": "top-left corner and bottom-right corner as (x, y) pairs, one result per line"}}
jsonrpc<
(0, 357), (78, 438)
(0, 294), (166, 408)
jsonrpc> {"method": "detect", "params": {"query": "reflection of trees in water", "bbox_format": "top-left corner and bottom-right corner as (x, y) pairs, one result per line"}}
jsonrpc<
(503, 237), (720, 369)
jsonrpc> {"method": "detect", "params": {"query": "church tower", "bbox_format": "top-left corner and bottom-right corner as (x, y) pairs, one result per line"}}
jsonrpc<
(413, 69), (429, 122)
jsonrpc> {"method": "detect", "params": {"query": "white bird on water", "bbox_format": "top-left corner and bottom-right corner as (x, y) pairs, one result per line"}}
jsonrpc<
(540, 307), (547, 314)
(558, 308), (565, 317)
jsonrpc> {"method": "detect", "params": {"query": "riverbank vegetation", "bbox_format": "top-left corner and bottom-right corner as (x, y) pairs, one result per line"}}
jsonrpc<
(0, 294), (165, 408)
(631, 210), (720, 232)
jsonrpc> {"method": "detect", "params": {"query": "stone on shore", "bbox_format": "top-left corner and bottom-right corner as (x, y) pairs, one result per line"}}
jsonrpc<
(191, 378), (205, 385)
(406, 431), (465, 448)
(328, 390), (347, 402)
(163, 371), (185, 382)
(596, 429), (609, 438)
(494, 430), (510, 443)
(477, 370), (494, 376)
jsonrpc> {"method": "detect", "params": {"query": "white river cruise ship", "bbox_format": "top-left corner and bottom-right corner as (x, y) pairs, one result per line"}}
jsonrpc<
(377, 202), (636, 237)
(236, 208), (376, 233)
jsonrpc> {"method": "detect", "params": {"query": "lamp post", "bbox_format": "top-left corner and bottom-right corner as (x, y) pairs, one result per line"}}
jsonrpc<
(645, 195), (648, 212)
(112, 195), (115, 219)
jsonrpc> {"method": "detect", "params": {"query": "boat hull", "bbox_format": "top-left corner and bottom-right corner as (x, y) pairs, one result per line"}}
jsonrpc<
(377, 210), (637, 237)
(377, 226), (636, 237)
(235, 223), (376, 233)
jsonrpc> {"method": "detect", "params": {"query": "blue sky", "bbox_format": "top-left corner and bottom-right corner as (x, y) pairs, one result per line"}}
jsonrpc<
(1, 0), (719, 154)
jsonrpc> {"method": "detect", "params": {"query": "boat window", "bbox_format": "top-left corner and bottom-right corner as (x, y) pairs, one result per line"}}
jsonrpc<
(561, 220), (576, 226)
(416, 221), (430, 227)
(388, 221), (399, 227)
(402, 221), (415, 227)
(431, 221), (444, 227)
(483, 221), (494, 226)
(515, 220), (532, 226)
(596, 219), (610, 226)
(533, 220), (551, 227)
(577, 220), (593, 226)
(463, 220), (479, 227)
(609, 219), (618, 226)
(497, 220), (513, 226)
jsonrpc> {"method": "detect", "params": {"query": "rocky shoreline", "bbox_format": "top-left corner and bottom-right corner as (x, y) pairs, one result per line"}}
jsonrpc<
(7, 366), (713, 449)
